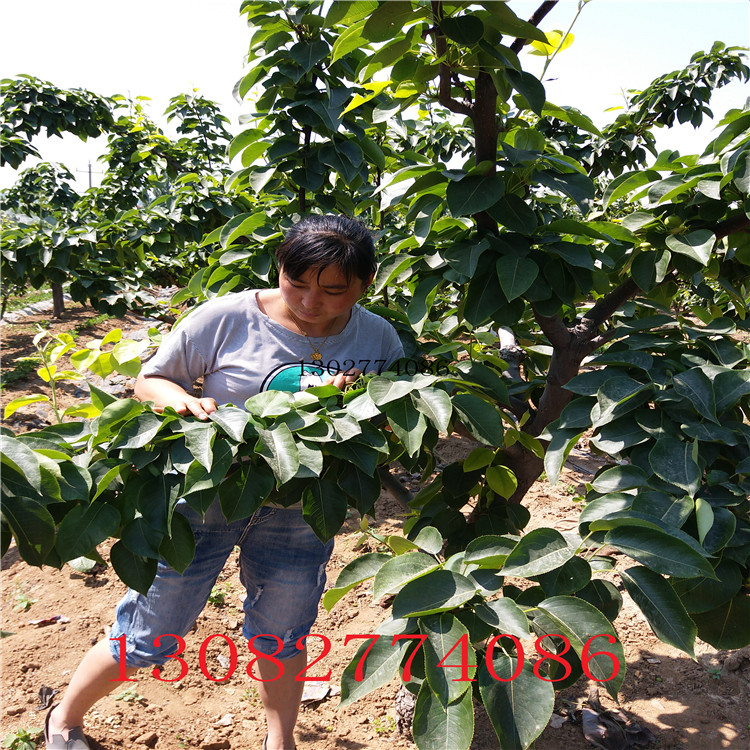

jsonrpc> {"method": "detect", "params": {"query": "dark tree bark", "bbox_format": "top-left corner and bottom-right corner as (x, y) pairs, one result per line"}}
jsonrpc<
(51, 282), (65, 318)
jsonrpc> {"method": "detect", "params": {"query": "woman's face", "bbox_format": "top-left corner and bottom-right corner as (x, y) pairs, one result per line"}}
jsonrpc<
(279, 264), (372, 332)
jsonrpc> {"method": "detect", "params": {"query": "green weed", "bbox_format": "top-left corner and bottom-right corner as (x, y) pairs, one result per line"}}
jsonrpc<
(2, 726), (43, 750)
(0, 357), (41, 391)
(113, 687), (145, 703)
(11, 587), (37, 612)
(373, 716), (396, 735)
(208, 581), (232, 607)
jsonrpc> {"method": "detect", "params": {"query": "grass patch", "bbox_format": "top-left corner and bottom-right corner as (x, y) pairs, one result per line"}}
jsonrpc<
(73, 313), (114, 334)
(2, 286), (54, 314)
(0, 356), (41, 391)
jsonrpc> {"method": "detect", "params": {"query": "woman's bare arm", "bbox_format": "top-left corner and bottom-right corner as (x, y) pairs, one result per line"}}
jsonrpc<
(134, 374), (218, 420)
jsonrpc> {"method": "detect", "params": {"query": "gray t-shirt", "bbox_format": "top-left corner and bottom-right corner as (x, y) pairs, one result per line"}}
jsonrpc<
(141, 290), (404, 405)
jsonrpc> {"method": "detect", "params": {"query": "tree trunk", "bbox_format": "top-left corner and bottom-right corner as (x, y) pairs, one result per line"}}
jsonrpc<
(51, 282), (65, 318)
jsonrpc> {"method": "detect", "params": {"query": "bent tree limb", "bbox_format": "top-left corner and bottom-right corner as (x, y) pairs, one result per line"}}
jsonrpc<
(499, 277), (642, 505)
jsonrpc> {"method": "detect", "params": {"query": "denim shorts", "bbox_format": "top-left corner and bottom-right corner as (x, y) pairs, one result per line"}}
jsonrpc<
(109, 500), (334, 667)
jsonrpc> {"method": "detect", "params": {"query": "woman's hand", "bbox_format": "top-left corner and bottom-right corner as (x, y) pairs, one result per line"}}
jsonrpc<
(323, 368), (363, 390)
(134, 375), (218, 420)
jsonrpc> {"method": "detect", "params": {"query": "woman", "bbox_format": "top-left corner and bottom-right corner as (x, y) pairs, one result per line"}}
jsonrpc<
(45, 215), (404, 750)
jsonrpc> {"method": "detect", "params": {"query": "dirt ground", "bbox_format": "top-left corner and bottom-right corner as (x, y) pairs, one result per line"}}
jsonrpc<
(2, 304), (749, 750)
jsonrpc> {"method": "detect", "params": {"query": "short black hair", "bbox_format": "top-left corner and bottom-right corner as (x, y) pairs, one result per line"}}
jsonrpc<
(275, 214), (376, 283)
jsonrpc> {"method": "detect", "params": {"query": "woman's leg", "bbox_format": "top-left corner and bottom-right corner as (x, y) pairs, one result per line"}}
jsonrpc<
(47, 640), (138, 737)
(48, 498), (247, 741)
(239, 507), (335, 750)
(255, 648), (307, 750)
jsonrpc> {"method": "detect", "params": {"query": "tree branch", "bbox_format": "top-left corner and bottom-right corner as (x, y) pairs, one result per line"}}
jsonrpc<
(714, 212), (750, 240)
(510, 1), (559, 53)
(581, 277), (639, 331)
(431, 1), (474, 118)
(532, 307), (572, 349)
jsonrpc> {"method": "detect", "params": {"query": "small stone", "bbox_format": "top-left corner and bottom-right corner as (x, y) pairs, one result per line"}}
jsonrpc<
(5, 705), (25, 716)
(214, 714), (234, 727)
(134, 731), (158, 747)
(724, 652), (744, 671)
(200, 729), (231, 750)
(548, 713), (565, 729)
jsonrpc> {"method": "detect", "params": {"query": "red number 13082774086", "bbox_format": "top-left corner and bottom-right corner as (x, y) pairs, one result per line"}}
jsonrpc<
(110, 632), (621, 684)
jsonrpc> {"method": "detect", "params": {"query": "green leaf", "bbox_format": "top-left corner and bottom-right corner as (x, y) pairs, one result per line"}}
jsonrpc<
(439, 14), (484, 45)
(479, 653), (554, 750)
(621, 566), (697, 657)
(482, 1), (549, 44)
(413, 679), (474, 750)
(671, 560), (743, 614)
(110, 541), (157, 596)
(714, 369), (750, 413)
(501, 528), (574, 577)
(88, 382), (118, 411)
(732, 149), (750, 193)
(691, 594), (750, 649)
(182, 440), (234, 496)
(605, 526), (715, 579)
(2, 497), (55, 567)
(534, 556), (591, 596)
(474, 598), (530, 638)
(209, 407), (251, 442)
(362, 0), (416, 41)
(497, 256), (538, 301)
(576, 579), (623, 622)
(158, 511), (196, 574)
(55, 503), (120, 562)
(331, 20), (367, 63)
(220, 461), (274, 522)
(413, 526), (444, 555)
(590, 465), (648, 493)
(464, 535), (517, 568)
(182, 422), (215, 471)
(3, 393), (50, 418)
(543, 427), (581, 485)
(541, 103), (601, 136)
(368, 374), (436, 405)
(1, 434), (42, 492)
(336, 462), (381, 517)
(603, 170), (660, 207)
(373, 552), (441, 601)
(505, 69), (545, 115)
(486, 465), (518, 499)
(392, 570), (477, 618)
(648, 439), (701, 496)
(302, 479), (348, 543)
(110, 412), (166, 450)
(535, 170), (594, 213)
(535, 595), (626, 700)
(413, 388), (453, 434)
(672, 368), (718, 423)
(421, 614), (475, 706)
(489, 194), (538, 234)
(446, 174), (504, 216)
(451, 393), (504, 446)
(288, 40), (329, 73)
(256, 424), (299, 484)
(323, 552), (392, 611)
(386, 399), (427, 457)
(665, 230), (715, 266)
(339, 631), (410, 707)
(219, 212), (266, 249)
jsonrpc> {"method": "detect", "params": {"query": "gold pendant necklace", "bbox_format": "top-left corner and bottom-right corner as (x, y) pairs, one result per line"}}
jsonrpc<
(286, 306), (335, 362)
